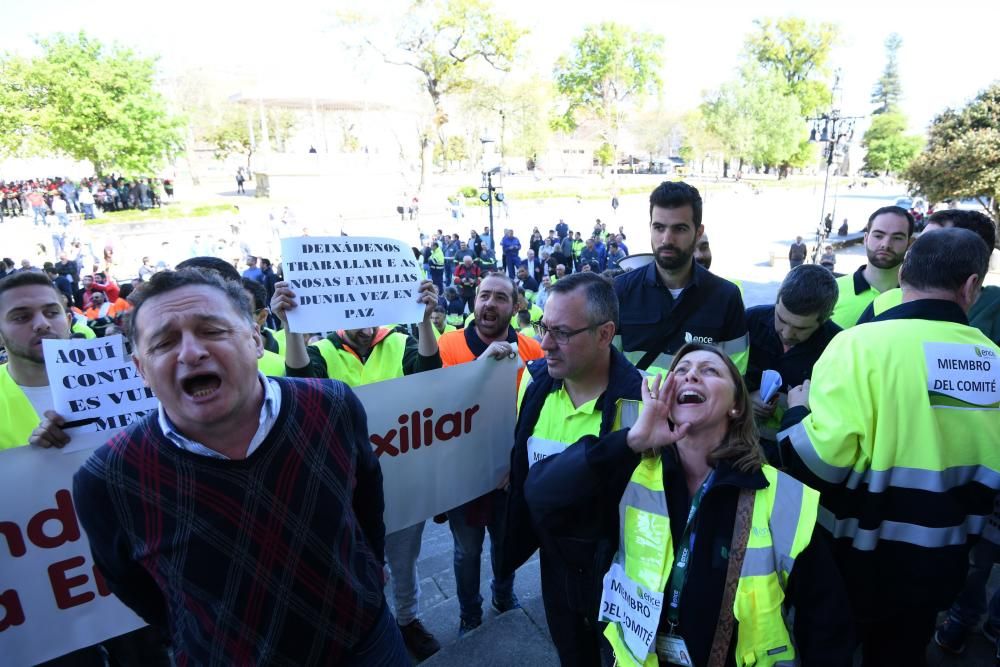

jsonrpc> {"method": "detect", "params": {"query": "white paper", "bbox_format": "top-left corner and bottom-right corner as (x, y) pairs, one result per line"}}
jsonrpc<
(760, 369), (783, 403)
(42, 336), (159, 453)
(355, 357), (517, 533)
(924, 342), (1000, 409)
(280, 236), (425, 334)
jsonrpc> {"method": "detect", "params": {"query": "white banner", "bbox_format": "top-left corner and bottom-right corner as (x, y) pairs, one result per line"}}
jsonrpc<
(0, 357), (518, 663)
(356, 357), (518, 534)
(280, 236), (425, 334)
(0, 444), (146, 666)
(42, 335), (158, 453)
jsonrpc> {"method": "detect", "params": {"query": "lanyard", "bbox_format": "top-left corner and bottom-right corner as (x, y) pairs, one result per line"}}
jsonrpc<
(664, 469), (715, 631)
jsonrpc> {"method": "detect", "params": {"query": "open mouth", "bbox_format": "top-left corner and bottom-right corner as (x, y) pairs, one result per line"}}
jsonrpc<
(677, 390), (706, 405)
(181, 373), (222, 398)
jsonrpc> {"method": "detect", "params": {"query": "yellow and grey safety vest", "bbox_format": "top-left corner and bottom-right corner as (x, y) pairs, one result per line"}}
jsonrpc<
(257, 349), (286, 377)
(0, 365), (39, 450)
(605, 459), (818, 666)
(313, 331), (408, 387)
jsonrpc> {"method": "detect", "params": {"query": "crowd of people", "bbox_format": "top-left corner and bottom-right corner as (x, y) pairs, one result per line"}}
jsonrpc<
(0, 179), (999, 666)
(0, 175), (174, 225)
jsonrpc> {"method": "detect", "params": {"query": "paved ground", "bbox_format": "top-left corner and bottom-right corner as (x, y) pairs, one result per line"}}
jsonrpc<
(395, 521), (999, 666)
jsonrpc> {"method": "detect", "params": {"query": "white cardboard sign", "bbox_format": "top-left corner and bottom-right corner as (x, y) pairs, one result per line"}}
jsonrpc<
(280, 236), (425, 333)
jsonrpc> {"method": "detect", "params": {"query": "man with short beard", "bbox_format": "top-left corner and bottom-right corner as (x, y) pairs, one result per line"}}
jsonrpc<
(614, 181), (748, 375)
(437, 273), (543, 635)
(829, 205), (914, 329)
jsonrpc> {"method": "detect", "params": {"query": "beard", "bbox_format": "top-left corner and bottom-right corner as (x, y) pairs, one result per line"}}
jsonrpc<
(654, 244), (695, 272)
(867, 248), (904, 270)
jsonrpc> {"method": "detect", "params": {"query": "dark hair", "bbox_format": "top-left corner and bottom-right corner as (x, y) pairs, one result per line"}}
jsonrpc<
(260, 258), (272, 268)
(176, 256), (241, 282)
(866, 206), (915, 236)
(952, 210), (997, 251)
(649, 181), (703, 227)
(241, 277), (267, 312)
(666, 343), (763, 473)
(925, 209), (966, 228)
(776, 265), (839, 321)
(517, 310), (531, 325)
(0, 271), (62, 309)
(547, 271), (619, 328)
(119, 282), (134, 301)
(899, 228), (990, 292)
(432, 305), (446, 315)
(129, 268), (253, 344)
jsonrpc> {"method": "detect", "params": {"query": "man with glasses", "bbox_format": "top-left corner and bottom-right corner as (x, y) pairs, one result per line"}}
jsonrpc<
(499, 272), (643, 666)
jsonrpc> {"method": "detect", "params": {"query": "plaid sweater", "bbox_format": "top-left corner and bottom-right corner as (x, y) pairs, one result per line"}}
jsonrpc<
(73, 377), (386, 666)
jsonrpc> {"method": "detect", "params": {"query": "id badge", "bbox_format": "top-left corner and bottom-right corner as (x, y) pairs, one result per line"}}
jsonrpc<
(656, 633), (694, 667)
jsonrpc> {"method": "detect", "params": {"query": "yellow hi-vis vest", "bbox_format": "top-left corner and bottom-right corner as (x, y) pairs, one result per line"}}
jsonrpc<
(257, 349), (286, 377)
(272, 328), (287, 355)
(868, 287), (903, 320)
(312, 330), (408, 387)
(71, 319), (96, 339)
(604, 459), (818, 667)
(432, 324), (457, 341)
(0, 365), (40, 450)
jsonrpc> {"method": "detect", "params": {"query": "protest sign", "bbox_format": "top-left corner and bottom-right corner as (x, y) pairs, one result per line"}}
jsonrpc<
(0, 444), (145, 666)
(43, 335), (158, 453)
(355, 357), (517, 533)
(280, 236), (425, 333)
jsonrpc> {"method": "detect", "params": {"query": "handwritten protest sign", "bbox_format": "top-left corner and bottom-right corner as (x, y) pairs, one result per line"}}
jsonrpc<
(43, 335), (158, 453)
(0, 444), (145, 666)
(280, 236), (425, 333)
(356, 357), (517, 533)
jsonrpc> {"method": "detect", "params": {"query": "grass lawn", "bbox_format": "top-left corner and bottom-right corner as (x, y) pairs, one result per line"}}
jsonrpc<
(83, 202), (236, 225)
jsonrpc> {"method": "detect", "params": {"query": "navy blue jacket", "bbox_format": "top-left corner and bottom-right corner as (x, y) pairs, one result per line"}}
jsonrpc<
(498, 347), (642, 579)
(614, 261), (746, 370)
(745, 304), (841, 392)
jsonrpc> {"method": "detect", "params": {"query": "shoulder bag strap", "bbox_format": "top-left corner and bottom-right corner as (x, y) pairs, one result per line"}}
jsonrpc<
(707, 487), (755, 667)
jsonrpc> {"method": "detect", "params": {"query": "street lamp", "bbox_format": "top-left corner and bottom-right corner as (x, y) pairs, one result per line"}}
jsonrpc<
(807, 110), (862, 263)
(480, 137), (503, 249)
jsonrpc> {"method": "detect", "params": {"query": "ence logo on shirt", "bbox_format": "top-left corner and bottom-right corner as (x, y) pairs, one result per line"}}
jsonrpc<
(684, 332), (714, 344)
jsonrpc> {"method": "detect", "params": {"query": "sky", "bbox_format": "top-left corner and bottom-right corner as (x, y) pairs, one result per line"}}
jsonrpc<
(5, 0), (1000, 135)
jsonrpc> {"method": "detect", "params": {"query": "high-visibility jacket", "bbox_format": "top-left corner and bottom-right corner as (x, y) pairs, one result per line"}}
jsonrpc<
(438, 324), (543, 387)
(257, 349), (286, 376)
(431, 324), (457, 341)
(779, 299), (1000, 609)
(830, 265), (888, 329)
(312, 328), (408, 387)
(429, 248), (445, 271)
(272, 328), (287, 355)
(0, 365), (38, 450)
(605, 459), (818, 667)
(71, 319), (96, 339)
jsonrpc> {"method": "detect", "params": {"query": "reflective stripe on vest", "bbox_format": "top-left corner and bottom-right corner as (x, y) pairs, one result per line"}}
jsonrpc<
(257, 349), (286, 377)
(818, 506), (987, 551)
(528, 399), (641, 469)
(605, 459), (818, 667)
(72, 320), (96, 339)
(0, 365), (39, 450)
(313, 331), (407, 387)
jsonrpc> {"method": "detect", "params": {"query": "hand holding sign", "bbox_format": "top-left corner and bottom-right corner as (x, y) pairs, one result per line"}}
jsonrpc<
(29, 410), (71, 449)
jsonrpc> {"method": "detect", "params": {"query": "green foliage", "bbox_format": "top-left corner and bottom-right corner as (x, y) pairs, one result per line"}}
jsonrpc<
(744, 17), (838, 115)
(205, 105), (297, 162)
(871, 33), (903, 114)
(437, 135), (469, 166)
(554, 22), (663, 160)
(593, 142), (614, 167)
(457, 185), (478, 198)
(701, 68), (805, 173)
(461, 75), (554, 160)
(0, 32), (184, 175)
(862, 111), (922, 174)
(678, 109), (724, 169)
(906, 83), (1000, 220)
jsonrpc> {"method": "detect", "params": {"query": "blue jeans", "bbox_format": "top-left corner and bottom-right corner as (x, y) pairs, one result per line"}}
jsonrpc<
(385, 521), (425, 625)
(447, 490), (515, 625)
(82, 203), (95, 220)
(444, 259), (454, 286)
(344, 601), (412, 666)
(947, 538), (1000, 629)
(33, 205), (48, 226)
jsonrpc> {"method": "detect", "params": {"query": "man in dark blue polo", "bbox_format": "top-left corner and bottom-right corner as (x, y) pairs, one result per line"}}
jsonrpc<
(614, 181), (748, 376)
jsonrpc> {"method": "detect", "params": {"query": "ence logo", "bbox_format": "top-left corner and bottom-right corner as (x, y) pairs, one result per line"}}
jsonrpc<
(684, 332), (714, 344)
(370, 405), (481, 457)
(976, 347), (997, 359)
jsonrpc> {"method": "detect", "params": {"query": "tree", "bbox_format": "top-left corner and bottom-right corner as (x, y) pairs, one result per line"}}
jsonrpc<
(461, 75), (554, 164)
(745, 17), (838, 116)
(355, 0), (524, 189)
(871, 33), (903, 114)
(205, 104), (297, 172)
(678, 109), (725, 174)
(701, 68), (803, 177)
(554, 22), (664, 174)
(0, 32), (183, 176)
(630, 106), (683, 167)
(906, 84), (1000, 223)
(862, 111), (922, 175)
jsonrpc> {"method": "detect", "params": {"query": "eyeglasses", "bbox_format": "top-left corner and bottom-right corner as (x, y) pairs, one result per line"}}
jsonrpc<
(532, 321), (599, 345)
